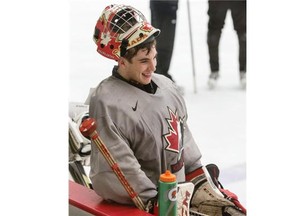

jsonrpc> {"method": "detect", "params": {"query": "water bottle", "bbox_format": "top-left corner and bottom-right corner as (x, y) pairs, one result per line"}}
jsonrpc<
(158, 170), (177, 216)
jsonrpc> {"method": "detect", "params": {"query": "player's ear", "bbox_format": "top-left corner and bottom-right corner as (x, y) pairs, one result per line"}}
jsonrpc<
(118, 57), (127, 67)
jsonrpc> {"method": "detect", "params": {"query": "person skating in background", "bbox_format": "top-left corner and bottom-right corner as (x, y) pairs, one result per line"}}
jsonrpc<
(207, 0), (246, 89)
(150, 0), (178, 82)
(87, 4), (246, 215)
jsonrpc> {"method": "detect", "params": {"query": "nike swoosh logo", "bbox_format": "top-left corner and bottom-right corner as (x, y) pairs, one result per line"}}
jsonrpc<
(132, 100), (138, 111)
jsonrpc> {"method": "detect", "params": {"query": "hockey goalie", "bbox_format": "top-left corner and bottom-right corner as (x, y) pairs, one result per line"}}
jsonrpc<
(69, 3), (247, 215)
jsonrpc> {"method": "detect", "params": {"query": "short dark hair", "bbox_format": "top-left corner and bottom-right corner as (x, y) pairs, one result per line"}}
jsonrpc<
(123, 39), (156, 63)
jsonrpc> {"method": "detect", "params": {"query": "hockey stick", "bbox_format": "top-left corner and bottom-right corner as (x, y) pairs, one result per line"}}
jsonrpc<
(79, 118), (146, 211)
(187, 0), (197, 94)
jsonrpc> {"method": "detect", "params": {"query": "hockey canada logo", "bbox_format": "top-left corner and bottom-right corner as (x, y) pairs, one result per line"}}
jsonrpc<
(163, 108), (184, 153)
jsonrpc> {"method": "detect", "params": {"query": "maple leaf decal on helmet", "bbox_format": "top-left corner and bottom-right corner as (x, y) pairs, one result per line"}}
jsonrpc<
(163, 107), (184, 153)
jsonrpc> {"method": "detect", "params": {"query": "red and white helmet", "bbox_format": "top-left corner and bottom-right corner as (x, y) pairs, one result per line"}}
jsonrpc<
(93, 4), (160, 61)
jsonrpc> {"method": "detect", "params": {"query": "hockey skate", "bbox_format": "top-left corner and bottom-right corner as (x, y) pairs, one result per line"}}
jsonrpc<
(239, 72), (246, 89)
(208, 72), (219, 89)
(186, 165), (246, 216)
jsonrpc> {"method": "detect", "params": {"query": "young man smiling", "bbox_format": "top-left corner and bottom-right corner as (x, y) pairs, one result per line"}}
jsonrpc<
(85, 4), (245, 216)
(117, 40), (157, 86)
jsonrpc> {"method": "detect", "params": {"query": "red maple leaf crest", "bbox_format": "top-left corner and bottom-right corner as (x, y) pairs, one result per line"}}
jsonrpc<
(163, 108), (181, 153)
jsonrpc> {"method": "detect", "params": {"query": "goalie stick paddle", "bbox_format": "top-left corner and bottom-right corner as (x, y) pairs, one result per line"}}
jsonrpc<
(79, 118), (146, 211)
(69, 161), (92, 189)
(69, 123), (92, 189)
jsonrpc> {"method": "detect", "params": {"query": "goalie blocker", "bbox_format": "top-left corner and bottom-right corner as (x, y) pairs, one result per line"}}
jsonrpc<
(186, 165), (246, 215)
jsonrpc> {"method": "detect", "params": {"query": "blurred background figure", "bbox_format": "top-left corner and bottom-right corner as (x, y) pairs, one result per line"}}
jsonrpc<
(150, 0), (179, 82)
(207, 0), (246, 89)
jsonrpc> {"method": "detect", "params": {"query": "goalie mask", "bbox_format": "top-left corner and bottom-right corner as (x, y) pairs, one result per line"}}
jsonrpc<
(93, 4), (160, 61)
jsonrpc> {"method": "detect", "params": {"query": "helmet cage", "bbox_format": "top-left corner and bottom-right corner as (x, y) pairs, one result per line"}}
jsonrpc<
(93, 4), (160, 61)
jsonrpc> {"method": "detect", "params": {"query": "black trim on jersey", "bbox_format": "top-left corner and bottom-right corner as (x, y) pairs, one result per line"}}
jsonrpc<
(112, 66), (158, 94)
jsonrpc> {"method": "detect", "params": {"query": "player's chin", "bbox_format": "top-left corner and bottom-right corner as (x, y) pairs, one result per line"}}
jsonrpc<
(141, 73), (152, 84)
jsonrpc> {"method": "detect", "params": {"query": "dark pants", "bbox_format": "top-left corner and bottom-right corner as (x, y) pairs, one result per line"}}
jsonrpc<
(150, 0), (178, 81)
(207, 0), (246, 73)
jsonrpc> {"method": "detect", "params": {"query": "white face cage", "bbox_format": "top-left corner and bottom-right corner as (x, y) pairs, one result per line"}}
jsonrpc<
(108, 5), (146, 36)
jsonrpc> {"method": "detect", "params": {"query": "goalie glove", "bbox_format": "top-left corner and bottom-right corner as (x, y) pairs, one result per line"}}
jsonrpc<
(186, 166), (246, 216)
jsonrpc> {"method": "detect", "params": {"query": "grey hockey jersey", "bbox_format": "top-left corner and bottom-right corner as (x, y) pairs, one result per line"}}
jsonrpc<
(88, 68), (202, 205)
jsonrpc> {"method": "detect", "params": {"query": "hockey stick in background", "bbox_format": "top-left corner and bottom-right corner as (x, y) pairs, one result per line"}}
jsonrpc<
(187, 0), (197, 94)
(79, 118), (146, 211)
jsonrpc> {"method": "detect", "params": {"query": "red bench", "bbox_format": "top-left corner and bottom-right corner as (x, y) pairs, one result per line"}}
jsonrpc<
(69, 180), (153, 216)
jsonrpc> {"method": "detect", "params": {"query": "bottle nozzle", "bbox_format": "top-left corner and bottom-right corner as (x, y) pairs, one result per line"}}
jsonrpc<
(160, 170), (176, 182)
